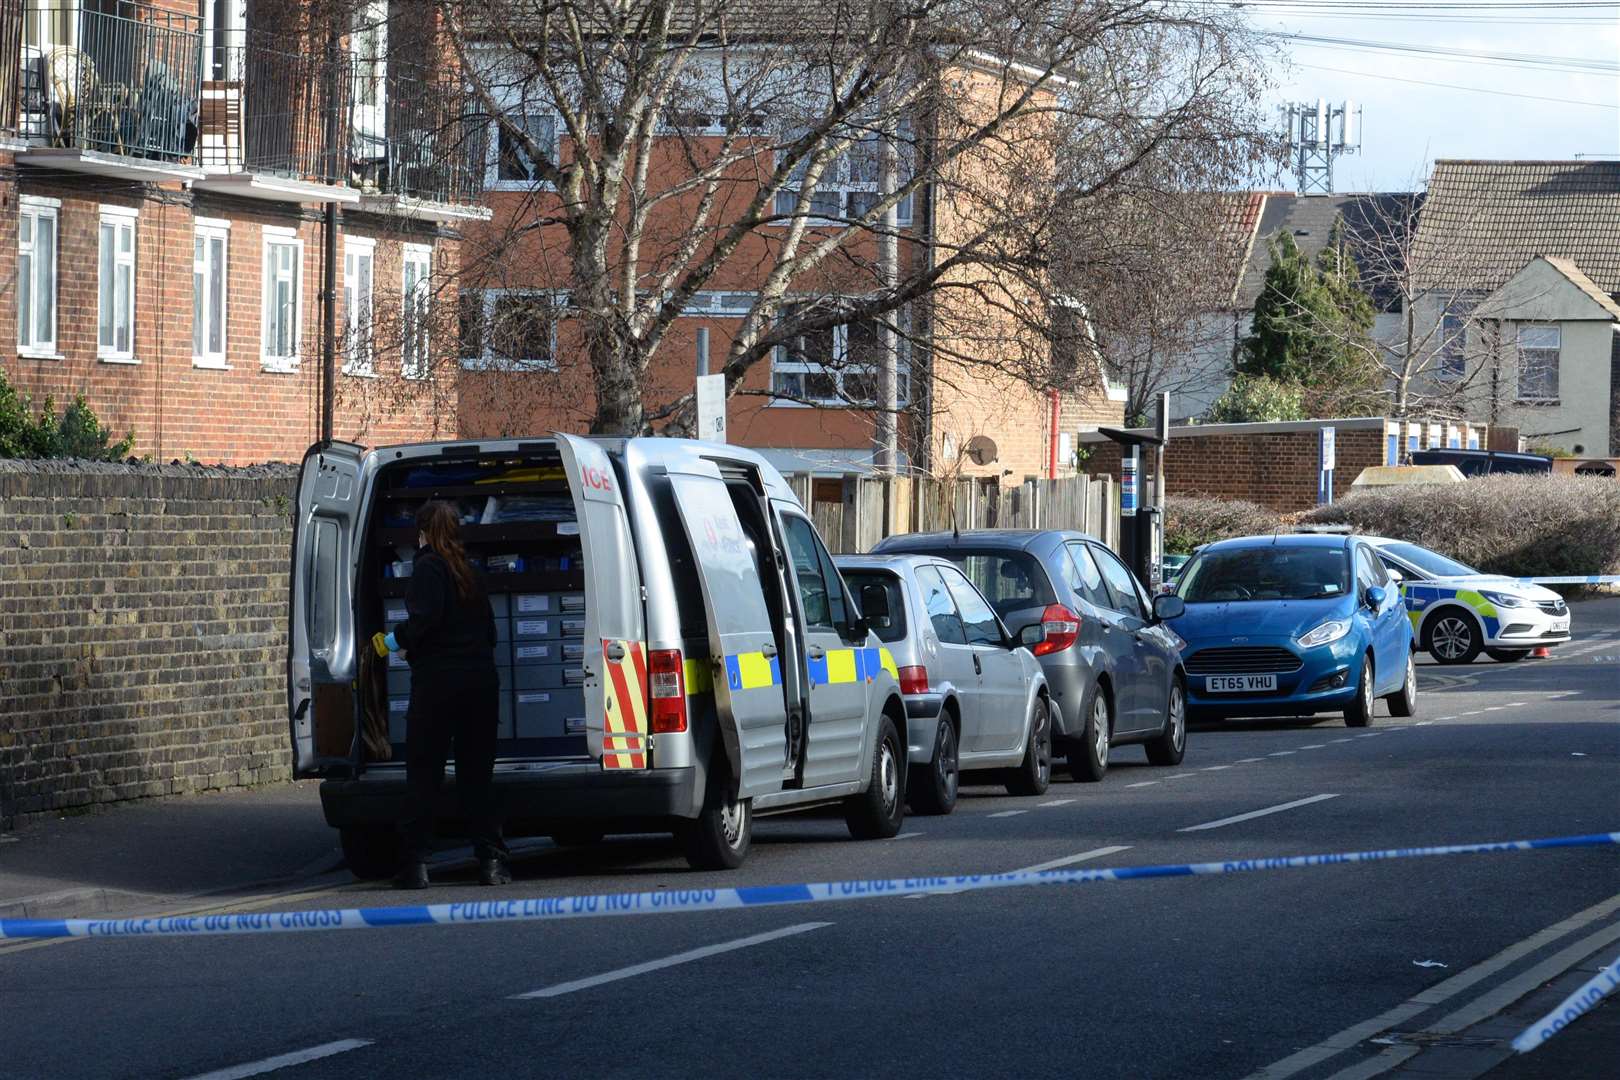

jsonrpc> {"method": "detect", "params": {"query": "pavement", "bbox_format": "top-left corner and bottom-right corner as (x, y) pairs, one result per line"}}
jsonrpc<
(1, 597), (1616, 1080)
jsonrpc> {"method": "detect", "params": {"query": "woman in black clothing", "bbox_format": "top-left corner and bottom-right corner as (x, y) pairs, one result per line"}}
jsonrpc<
(372, 500), (510, 889)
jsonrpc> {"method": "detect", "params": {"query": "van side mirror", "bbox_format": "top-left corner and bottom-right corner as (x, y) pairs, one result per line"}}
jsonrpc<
(858, 583), (891, 627)
(1152, 594), (1185, 622)
(1016, 623), (1045, 649)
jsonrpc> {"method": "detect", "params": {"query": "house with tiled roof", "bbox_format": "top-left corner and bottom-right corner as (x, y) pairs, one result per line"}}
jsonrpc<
(1408, 160), (1620, 456)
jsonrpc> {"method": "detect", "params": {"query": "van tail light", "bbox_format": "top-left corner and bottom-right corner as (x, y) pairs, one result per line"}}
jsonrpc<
(897, 665), (931, 695)
(648, 649), (687, 733)
(1032, 604), (1081, 656)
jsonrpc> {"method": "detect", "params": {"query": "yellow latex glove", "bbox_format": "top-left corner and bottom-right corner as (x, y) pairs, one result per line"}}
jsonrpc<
(371, 630), (392, 658)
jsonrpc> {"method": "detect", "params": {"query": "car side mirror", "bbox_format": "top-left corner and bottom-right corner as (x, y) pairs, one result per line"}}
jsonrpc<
(849, 615), (871, 641)
(1016, 623), (1046, 649)
(1152, 594), (1185, 622)
(1365, 585), (1386, 609)
(858, 583), (891, 626)
(1384, 568), (1404, 585)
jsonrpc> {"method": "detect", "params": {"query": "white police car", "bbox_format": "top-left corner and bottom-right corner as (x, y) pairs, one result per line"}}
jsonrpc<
(1364, 538), (1572, 665)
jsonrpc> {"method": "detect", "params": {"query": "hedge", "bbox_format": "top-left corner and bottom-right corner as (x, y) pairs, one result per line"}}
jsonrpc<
(1164, 495), (1280, 555)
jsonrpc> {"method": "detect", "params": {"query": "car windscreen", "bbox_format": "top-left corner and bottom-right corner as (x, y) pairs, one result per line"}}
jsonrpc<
(1383, 542), (1479, 578)
(1178, 546), (1351, 602)
(841, 570), (908, 644)
(934, 551), (1054, 618)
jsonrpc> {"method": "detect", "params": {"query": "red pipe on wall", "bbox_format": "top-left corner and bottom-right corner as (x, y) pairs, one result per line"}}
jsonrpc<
(1048, 390), (1060, 479)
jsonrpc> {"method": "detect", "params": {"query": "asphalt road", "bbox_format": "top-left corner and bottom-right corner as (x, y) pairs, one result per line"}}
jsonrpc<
(3, 600), (1617, 1080)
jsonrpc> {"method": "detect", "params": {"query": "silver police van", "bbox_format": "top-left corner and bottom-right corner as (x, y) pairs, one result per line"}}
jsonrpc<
(289, 435), (906, 873)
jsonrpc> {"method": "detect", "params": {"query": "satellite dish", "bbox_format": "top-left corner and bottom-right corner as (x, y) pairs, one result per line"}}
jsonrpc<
(965, 436), (999, 467)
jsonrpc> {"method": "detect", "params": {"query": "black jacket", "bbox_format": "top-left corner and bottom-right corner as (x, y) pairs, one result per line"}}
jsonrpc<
(393, 549), (498, 676)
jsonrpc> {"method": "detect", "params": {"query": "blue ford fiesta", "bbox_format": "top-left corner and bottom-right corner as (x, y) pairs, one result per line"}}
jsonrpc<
(1166, 534), (1417, 726)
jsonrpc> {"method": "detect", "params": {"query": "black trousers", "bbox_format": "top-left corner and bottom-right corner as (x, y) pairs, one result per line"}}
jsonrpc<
(399, 666), (507, 863)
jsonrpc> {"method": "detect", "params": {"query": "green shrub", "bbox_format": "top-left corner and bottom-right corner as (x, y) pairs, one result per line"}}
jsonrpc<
(0, 368), (132, 461)
(1300, 475), (1620, 581)
(1205, 375), (1306, 424)
(1165, 495), (1281, 554)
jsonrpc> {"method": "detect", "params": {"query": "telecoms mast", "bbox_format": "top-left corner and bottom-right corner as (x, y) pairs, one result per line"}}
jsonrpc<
(1281, 100), (1361, 194)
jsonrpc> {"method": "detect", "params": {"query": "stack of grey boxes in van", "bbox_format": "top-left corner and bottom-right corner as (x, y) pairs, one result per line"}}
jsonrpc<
(383, 591), (588, 745)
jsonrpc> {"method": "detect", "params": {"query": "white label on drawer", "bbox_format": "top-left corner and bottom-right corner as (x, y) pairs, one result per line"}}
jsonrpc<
(515, 619), (551, 636)
(515, 595), (551, 613)
(514, 644), (552, 662)
(516, 691), (553, 706)
(564, 717), (587, 734)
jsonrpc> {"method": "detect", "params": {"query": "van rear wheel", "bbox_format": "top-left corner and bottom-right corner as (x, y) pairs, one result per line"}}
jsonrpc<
(845, 714), (905, 840)
(340, 827), (401, 881)
(679, 756), (751, 870)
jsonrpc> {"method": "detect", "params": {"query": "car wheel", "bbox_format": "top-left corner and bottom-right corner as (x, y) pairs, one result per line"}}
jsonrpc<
(909, 714), (960, 815)
(1006, 697), (1052, 796)
(340, 827), (401, 881)
(845, 714), (906, 839)
(1069, 681), (1110, 782)
(1385, 650), (1418, 718)
(1344, 656), (1376, 727)
(1426, 611), (1483, 665)
(1486, 648), (1530, 663)
(680, 754), (752, 870)
(1145, 679), (1187, 766)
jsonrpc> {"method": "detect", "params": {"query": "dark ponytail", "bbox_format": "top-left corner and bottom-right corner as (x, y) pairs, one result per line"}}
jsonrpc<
(416, 500), (476, 600)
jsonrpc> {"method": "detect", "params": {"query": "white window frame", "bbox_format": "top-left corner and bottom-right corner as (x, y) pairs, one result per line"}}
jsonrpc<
(97, 206), (139, 364)
(351, 0), (387, 143)
(1515, 324), (1561, 404)
(17, 195), (60, 358)
(774, 121), (915, 228)
(342, 235), (376, 376)
(488, 112), (560, 191)
(680, 291), (758, 318)
(770, 304), (911, 408)
(402, 244), (433, 379)
(459, 288), (562, 372)
(261, 226), (304, 373)
(192, 218), (230, 370)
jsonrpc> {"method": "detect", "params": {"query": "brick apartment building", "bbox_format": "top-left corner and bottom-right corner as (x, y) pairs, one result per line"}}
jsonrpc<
(0, 0), (482, 463)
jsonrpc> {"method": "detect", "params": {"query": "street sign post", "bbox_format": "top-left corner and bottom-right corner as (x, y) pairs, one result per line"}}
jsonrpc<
(696, 374), (727, 443)
(1318, 425), (1336, 505)
(1122, 448), (1139, 517)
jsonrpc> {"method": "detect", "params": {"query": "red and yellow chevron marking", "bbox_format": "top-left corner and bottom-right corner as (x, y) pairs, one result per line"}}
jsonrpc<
(601, 639), (649, 770)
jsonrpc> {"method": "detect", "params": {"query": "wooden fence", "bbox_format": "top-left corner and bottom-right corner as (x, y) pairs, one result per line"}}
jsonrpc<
(786, 473), (1119, 554)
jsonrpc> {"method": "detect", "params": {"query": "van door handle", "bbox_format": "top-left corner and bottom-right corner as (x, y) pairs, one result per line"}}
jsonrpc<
(973, 654), (982, 675)
(605, 642), (626, 661)
(761, 643), (778, 658)
(808, 645), (826, 660)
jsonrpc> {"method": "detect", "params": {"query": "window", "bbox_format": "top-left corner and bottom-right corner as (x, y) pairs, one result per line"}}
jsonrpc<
(493, 114), (557, 186)
(842, 571), (907, 643)
(1516, 325), (1560, 402)
(681, 292), (758, 318)
(402, 245), (432, 378)
(1063, 542), (1111, 609)
(771, 304), (910, 406)
(946, 552), (1054, 619)
(459, 290), (561, 370)
(915, 566), (967, 645)
(192, 220), (228, 369)
(1178, 547), (1350, 604)
(98, 208), (137, 361)
(1355, 546), (1387, 591)
(17, 196), (58, 356)
(781, 514), (834, 631)
(351, 0), (387, 142)
(775, 121), (914, 225)
(938, 565), (1004, 647)
(1438, 313), (1467, 380)
(261, 229), (304, 371)
(342, 237), (375, 375)
(1092, 546), (1147, 621)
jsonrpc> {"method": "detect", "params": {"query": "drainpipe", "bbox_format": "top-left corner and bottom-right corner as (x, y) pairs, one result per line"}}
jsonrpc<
(1048, 389), (1060, 478)
(319, 27), (341, 443)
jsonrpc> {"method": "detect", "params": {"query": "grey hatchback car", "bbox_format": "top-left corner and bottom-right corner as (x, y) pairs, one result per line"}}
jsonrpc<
(873, 531), (1189, 781)
(835, 554), (1052, 814)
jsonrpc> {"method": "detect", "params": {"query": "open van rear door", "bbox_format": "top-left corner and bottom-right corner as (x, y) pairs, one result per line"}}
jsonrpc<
(290, 441), (366, 778)
(663, 458), (786, 799)
(554, 434), (648, 769)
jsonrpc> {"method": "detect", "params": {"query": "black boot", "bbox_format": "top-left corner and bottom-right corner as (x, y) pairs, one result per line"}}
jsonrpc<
(394, 861), (430, 890)
(479, 855), (512, 886)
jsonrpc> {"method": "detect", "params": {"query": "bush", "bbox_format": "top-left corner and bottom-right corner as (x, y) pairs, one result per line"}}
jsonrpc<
(1165, 495), (1280, 554)
(1300, 475), (1620, 581)
(0, 368), (132, 461)
(1205, 375), (1306, 424)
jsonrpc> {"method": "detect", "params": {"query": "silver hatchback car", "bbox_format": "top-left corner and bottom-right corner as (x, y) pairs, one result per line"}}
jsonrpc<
(835, 554), (1052, 814)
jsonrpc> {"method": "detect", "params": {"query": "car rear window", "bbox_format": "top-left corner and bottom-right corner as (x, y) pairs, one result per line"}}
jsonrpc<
(842, 570), (908, 644)
(936, 551), (1054, 618)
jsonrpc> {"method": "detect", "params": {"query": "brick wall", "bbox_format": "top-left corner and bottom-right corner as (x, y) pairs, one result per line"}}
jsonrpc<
(0, 461), (297, 827)
(1085, 425), (1386, 512)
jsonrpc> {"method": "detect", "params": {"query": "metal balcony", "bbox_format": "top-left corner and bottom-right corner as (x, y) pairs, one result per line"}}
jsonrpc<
(194, 31), (358, 203)
(18, 1), (204, 180)
(351, 62), (489, 222)
(0, 0), (23, 146)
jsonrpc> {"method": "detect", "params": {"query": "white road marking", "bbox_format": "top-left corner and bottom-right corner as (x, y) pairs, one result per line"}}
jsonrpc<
(1202, 765), (1234, 771)
(181, 1041), (374, 1080)
(1299, 744), (1327, 750)
(988, 810), (1026, 818)
(1242, 890), (1620, 1080)
(1414, 721), (1433, 726)
(1015, 845), (1133, 874)
(515, 922), (831, 999)
(1483, 706), (1505, 712)
(1126, 781), (1159, 788)
(1458, 710), (1482, 716)
(1356, 733), (1383, 738)
(1038, 799), (1076, 808)
(1267, 751), (1297, 757)
(890, 831), (923, 841)
(1236, 757), (1266, 763)
(1505, 702), (1528, 707)
(1329, 738), (1354, 743)
(1178, 794), (1340, 833)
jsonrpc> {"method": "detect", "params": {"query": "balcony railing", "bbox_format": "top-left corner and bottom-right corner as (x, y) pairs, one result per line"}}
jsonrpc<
(0, 0), (21, 138)
(197, 32), (352, 186)
(20, 2), (202, 161)
(351, 62), (486, 208)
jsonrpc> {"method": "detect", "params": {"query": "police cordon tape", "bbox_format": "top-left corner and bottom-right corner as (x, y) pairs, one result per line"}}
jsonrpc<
(1512, 949), (1620, 1054)
(1516, 576), (1620, 586)
(1, 832), (1616, 942)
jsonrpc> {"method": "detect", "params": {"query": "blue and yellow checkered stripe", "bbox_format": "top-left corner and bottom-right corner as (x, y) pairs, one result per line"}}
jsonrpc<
(1401, 584), (1501, 637)
(713, 646), (898, 693)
